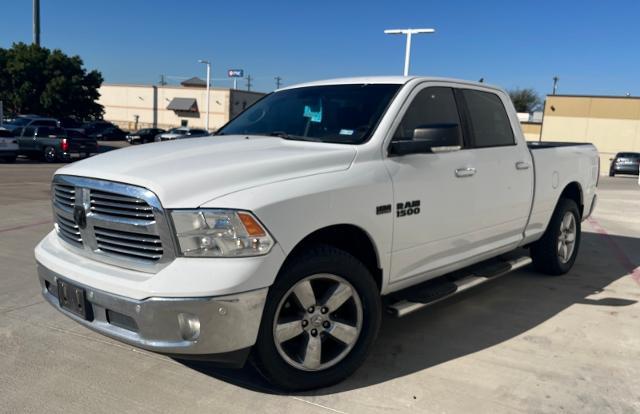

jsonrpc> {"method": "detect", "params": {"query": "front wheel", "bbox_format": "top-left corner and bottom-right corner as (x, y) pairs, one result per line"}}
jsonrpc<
(253, 245), (381, 391)
(531, 198), (581, 275)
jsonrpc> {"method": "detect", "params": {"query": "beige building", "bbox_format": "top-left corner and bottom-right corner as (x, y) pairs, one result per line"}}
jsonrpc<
(97, 83), (265, 132)
(538, 94), (640, 172)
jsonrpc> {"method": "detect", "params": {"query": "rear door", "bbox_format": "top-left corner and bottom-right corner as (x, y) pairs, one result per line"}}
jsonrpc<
(456, 87), (534, 253)
(18, 126), (37, 153)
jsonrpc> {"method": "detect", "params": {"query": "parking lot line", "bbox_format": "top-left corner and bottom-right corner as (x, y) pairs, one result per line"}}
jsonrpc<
(588, 217), (640, 285)
(0, 219), (51, 233)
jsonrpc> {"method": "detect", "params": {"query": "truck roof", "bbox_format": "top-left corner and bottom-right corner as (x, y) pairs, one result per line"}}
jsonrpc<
(279, 76), (503, 92)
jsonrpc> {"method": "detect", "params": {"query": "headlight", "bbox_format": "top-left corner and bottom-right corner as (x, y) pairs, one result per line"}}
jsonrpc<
(171, 209), (274, 257)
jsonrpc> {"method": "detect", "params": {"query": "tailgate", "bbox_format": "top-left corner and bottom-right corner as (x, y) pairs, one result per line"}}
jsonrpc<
(68, 138), (98, 152)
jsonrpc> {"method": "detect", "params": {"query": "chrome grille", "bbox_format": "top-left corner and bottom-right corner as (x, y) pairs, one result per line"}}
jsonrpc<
(90, 190), (155, 220)
(51, 175), (176, 273)
(95, 226), (163, 261)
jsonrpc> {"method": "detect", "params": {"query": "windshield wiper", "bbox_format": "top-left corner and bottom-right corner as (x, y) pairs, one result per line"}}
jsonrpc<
(268, 131), (321, 142)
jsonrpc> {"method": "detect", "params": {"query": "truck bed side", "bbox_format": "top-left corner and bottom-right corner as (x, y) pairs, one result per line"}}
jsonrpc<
(523, 141), (599, 244)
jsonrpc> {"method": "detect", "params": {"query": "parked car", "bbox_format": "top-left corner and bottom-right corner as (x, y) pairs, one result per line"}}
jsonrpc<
(126, 128), (166, 144)
(88, 125), (127, 141)
(2, 116), (59, 134)
(17, 126), (98, 162)
(58, 117), (84, 130)
(36, 77), (598, 391)
(154, 127), (209, 142)
(0, 129), (19, 162)
(609, 152), (640, 176)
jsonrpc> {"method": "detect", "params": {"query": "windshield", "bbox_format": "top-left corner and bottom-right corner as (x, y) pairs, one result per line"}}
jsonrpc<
(218, 84), (400, 144)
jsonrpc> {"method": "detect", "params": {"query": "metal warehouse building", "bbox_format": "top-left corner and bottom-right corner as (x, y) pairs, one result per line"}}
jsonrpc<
(539, 94), (640, 172)
(97, 81), (265, 132)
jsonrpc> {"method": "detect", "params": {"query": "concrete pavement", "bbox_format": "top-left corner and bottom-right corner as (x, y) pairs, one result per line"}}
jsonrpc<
(0, 157), (639, 413)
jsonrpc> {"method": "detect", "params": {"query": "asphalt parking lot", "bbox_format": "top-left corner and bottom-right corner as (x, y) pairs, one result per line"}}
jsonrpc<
(1, 155), (639, 413)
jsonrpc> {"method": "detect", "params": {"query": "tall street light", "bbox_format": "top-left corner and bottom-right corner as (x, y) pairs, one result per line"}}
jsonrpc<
(384, 28), (435, 76)
(198, 59), (211, 132)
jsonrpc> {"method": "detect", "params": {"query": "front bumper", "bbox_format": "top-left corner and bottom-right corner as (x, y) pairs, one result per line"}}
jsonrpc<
(37, 262), (268, 366)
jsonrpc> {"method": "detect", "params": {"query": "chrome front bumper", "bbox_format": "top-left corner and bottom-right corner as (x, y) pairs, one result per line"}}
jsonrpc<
(37, 262), (268, 366)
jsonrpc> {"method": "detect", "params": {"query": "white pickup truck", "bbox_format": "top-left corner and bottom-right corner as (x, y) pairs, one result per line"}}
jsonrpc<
(35, 77), (598, 390)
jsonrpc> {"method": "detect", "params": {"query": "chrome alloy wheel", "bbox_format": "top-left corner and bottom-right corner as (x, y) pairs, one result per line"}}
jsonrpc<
(557, 212), (577, 263)
(272, 274), (363, 371)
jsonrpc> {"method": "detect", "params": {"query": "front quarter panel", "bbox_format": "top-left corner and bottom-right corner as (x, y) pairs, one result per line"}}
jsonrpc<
(202, 159), (394, 293)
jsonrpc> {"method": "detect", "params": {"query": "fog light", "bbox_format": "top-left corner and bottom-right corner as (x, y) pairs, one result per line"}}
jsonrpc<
(177, 313), (201, 341)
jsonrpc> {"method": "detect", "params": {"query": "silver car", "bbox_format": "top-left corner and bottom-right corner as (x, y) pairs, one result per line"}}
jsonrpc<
(154, 127), (209, 142)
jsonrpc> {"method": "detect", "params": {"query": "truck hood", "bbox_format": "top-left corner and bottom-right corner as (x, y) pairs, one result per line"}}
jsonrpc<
(56, 135), (357, 208)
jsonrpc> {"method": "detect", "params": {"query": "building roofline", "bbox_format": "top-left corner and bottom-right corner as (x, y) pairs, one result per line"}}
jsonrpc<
(547, 94), (640, 100)
(101, 82), (243, 92)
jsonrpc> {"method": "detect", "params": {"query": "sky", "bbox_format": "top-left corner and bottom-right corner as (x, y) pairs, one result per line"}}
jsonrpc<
(1, 0), (639, 97)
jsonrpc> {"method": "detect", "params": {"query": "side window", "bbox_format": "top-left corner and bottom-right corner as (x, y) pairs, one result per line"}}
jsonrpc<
(393, 87), (462, 143)
(22, 127), (36, 137)
(462, 89), (515, 147)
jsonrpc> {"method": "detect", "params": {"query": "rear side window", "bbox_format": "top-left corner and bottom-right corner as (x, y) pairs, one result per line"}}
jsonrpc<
(393, 87), (462, 142)
(22, 127), (36, 137)
(32, 119), (58, 127)
(462, 90), (515, 147)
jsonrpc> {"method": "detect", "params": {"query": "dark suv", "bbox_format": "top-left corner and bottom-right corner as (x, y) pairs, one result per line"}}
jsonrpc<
(126, 128), (166, 144)
(609, 152), (640, 176)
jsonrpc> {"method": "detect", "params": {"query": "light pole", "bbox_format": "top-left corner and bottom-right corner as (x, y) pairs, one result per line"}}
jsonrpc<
(552, 76), (559, 95)
(198, 59), (211, 132)
(384, 28), (435, 76)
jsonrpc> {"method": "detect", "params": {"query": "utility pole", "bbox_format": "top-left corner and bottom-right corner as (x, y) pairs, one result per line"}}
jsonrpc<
(198, 59), (211, 132)
(246, 74), (253, 92)
(552, 76), (559, 95)
(275, 76), (282, 89)
(33, 0), (40, 46)
(159, 75), (167, 86)
(384, 28), (435, 76)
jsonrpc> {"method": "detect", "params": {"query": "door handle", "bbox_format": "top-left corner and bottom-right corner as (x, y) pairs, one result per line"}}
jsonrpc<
(455, 167), (476, 177)
(515, 161), (530, 170)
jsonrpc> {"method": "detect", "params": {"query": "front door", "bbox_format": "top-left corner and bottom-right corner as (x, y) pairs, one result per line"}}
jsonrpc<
(385, 85), (480, 284)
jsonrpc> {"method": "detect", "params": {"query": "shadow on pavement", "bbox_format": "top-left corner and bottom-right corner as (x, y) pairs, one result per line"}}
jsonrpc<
(177, 231), (640, 395)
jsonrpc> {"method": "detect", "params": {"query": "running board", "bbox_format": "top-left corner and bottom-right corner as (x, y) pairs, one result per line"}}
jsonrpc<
(387, 255), (532, 318)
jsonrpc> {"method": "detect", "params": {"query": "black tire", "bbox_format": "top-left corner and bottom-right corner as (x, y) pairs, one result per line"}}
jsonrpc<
(609, 170), (615, 177)
(2, 155), (16, 163)
(43, 146), (57, 163)
(530, 198), (581, 275)
(253, 245), (381, 391)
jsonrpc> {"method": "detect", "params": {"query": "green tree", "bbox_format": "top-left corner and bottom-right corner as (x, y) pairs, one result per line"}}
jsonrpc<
(508, 88), (541, 113)
(0, 42), (103, 119)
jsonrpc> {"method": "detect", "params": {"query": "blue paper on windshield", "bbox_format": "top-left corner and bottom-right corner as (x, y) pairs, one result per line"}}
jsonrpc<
(303, 105), (322, 123)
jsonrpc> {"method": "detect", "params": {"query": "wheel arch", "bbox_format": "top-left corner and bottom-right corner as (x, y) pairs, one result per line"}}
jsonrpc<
(559, 181), (584, 217)
(279, 224), (383, 291)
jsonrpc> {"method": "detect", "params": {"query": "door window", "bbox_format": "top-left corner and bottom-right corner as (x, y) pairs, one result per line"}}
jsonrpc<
(22, 127), (36, 137)
(393, 87), (462, 143)
(462, 89), (515, 147)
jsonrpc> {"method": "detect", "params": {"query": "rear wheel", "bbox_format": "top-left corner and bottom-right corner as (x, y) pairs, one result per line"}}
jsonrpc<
(1, 155), (16, 163)
(609, 170), (615, 177)
(253, 245), (381, 391)
(43, 146), (57, 163)
(531, 198), (581, 275)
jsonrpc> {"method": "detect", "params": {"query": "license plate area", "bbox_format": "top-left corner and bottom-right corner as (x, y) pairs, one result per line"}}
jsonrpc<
(57, 279), (93, 320)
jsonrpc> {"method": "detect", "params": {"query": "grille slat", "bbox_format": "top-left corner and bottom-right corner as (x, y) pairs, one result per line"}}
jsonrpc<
(97, 244), (163, 260)
(53, 184), (76, 208)
(94, 227), (162, 244)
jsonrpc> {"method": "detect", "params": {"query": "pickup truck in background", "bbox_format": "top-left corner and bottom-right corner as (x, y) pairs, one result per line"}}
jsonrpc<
(35, 77), (598, 390)
(17, 126), (98, 162)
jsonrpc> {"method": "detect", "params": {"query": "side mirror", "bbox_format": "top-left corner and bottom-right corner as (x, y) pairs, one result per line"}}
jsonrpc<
(389, 123), (462, 156)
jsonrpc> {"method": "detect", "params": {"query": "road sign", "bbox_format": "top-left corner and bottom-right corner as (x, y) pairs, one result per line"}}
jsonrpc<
(228, 69), (244, 78)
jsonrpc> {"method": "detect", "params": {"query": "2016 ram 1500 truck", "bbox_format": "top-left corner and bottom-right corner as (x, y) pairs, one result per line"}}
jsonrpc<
(35, 77), (598, 390)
